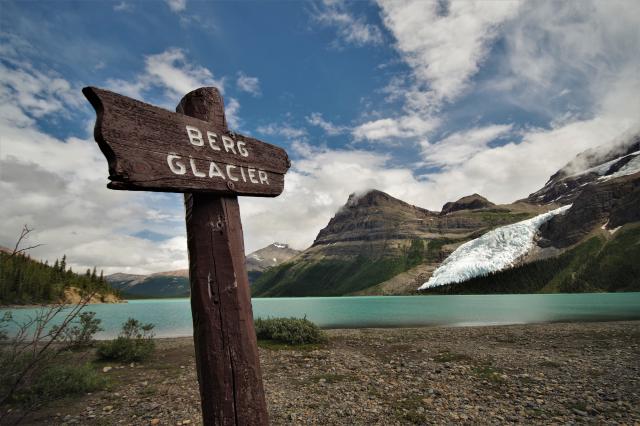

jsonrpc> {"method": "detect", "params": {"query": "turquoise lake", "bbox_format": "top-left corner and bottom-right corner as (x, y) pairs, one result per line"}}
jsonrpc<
(2, 293), (640, 339)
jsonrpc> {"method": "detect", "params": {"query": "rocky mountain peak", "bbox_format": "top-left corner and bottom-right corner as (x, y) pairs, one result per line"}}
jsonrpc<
(245, 243), (300, 272)
(440, 193), (495, 215)
(345, 189), (404, 209)
(527, 128), (640, 205)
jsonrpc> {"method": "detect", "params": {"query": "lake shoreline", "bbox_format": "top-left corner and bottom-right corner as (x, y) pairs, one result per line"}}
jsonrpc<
(13, 320), (640, 424)
(2, 293), (640, 339)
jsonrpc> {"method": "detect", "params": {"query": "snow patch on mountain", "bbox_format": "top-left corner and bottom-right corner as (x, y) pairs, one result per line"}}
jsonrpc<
(418, 205), (572, 290)
(600, 153), (640, 181)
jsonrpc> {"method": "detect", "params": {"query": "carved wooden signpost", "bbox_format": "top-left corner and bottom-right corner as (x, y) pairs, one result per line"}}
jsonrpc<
(83, 86), (289, 425)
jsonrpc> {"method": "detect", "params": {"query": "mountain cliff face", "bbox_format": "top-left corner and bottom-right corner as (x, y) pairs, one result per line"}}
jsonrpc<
(251, 190), (544, 297)
(107, 243), (299, 298)
(539, 172), (640, 248)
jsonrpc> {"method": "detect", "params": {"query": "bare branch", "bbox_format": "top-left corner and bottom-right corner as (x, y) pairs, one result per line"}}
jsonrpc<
(9, 225), (45, 258)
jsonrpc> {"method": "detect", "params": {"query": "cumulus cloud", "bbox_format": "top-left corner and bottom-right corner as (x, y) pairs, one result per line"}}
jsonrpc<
(352, 115), (439, 143)
(236, 72), (261, 96)
(420, 124), (513, 168)
(257, 123), (307, 140)
(107, 48), (225, 103)
(354, 1), (519, 143)
(313, 0), (383, 47)
(113, 2), (132, 12)
(166, 0), (187, 13)
(0, 60), (83, 118)
(224, 97), (241, 129)
(306, 112), (347, 136)
(377, 0), (520, 104)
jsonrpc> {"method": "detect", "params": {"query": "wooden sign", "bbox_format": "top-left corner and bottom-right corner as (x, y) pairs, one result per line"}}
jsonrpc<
(83, 87), (289, 196)
(84, 86), (279, 425)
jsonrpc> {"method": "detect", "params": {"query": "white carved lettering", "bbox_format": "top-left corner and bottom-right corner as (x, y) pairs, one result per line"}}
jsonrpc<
(207, 131), (221, 151)
(167, 154), (187, 175)
(258, 170), (269, 184)
(190, 158), (206, 177)
(186, 125), (204, 146)
(237, 140), (249, 157)
(222, 136), (237, 154)
(248, 168), (258, 184)
(209, 162), (225, 179)
(226, 165), (239, 181)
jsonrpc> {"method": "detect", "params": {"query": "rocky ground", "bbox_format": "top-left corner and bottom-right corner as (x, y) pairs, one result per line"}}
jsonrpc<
(10, 321), (640, 425)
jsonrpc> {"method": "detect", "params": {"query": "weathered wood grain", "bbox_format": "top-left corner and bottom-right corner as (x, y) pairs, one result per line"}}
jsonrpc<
(181, 87), (269, 425)
(83, 86), (289, 196)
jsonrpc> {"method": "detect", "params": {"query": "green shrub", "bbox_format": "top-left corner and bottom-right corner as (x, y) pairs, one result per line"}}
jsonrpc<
(13, 363), (106, 405)
(50, 311), (103, 348)
(254, 317), (326, 345)
(97, 318), (155, 362)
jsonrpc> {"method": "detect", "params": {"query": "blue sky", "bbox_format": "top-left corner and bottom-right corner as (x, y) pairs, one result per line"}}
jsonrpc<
(1, 0), (638, 274)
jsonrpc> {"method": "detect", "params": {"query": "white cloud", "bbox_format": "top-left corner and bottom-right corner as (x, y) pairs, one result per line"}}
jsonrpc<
(257, 123), (307, 140)
(313, 1), (383, 47)
(352, 115), (439, 143)
(236, 72), (261, 96)
(353, 0), (518, 144)
(224, 97), (241, 129)
(0, 60), (83, 118)
(166, 0), (187, 13)
(420, 124), (513, 168)
(353, 1), (520, 144)
(377, 0), (520, 104)
(490, 1), (640, 119)
(306, 112), (347, 136)
(429, 118), (638, 205)
(113, 2), (132, 12)
(107, 48), (224, 102)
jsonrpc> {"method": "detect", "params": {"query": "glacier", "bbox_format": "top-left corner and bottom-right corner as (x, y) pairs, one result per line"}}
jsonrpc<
(418, 205), (572, 290)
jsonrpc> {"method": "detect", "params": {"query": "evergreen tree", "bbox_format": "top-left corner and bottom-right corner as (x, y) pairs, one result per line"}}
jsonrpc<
(0, 252), (119, 304)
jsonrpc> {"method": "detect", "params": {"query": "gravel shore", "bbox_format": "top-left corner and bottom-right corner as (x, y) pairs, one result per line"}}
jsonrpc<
(14, 321), (640, 425)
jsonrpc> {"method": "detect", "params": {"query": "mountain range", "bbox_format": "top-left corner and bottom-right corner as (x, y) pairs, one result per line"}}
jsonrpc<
(252, 128), (640, 297)
(106, 243), (299, 298)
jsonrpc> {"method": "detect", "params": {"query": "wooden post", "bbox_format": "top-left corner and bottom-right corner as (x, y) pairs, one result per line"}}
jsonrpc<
(177, 88), (269, 425)
(84, 85), (287, 425)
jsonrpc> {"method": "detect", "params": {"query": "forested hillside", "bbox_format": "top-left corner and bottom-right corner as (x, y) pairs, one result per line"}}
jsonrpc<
(252, 239), (427, 297)
(0, 252), (120, 305)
